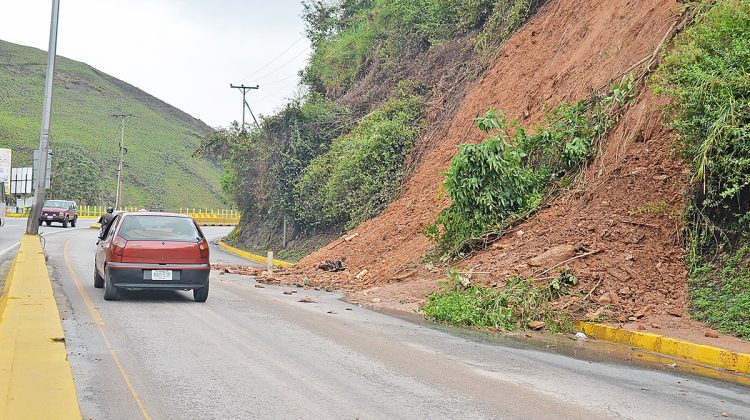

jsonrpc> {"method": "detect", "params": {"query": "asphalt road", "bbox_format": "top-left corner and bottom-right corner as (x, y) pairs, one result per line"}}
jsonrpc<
(38, 226), (750, 419)
(0, 217), (98, 289)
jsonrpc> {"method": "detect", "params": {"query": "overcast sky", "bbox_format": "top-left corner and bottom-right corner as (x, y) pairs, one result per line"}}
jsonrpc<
(0, 0), (310, 127)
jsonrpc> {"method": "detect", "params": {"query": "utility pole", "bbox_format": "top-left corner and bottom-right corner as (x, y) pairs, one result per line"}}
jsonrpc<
(26, 0), (60, 235)
(230, 84), (260, 131)
(112, 113), (134, 210)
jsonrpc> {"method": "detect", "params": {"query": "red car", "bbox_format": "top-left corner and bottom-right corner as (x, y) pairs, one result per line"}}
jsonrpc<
(94, 212), (210, 302)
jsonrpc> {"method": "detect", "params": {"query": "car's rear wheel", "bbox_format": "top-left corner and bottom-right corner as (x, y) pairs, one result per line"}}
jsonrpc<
(193, 282), (209, 302)
(45, 221), (51, 226)
(103, 270), (119, 300)
(94, 268), (104, 288)
(62, 218), (68, 228)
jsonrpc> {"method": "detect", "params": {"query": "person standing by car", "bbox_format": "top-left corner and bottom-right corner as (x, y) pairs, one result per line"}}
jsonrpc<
(98, 207), (115, 230)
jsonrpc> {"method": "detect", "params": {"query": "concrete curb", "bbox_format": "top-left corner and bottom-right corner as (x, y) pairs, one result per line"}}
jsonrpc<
(218, 240), (294, 268)
(577, 322), (750, 375)
(0, 236), (81, 418)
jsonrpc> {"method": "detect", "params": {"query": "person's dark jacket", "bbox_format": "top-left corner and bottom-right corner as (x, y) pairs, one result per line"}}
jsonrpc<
(97, 212), (114, 228)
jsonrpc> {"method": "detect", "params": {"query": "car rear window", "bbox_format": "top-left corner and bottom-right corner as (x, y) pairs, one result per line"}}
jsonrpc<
(117, 215), (201, 242)
(44, 200), (69, 209)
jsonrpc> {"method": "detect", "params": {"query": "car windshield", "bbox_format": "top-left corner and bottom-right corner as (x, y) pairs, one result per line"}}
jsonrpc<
(44, 200), (69, 209)
(117, 215), (201, 242)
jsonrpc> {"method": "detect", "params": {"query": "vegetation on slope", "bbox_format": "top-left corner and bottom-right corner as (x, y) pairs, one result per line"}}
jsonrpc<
(654, 0), (750, 338)
(426, 79), (636, 261)
(0, 39), (223, 208)
(209, 0), (545, 257)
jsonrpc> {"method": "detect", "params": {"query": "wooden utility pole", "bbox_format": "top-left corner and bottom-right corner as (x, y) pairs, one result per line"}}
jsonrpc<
(230, 84), (260, 131)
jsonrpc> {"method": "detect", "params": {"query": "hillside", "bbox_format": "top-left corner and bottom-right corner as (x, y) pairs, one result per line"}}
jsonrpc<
(259, 0), (745, 347)
(0, 39), (223, 208)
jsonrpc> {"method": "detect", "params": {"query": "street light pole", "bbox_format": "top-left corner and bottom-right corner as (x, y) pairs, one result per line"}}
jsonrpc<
(26, 0), (60, 235)
(113, 113), (133, 210)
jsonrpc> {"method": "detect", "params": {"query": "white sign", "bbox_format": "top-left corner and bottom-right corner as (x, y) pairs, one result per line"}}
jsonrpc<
(10, 167), (33, 194)
(0, 148), (10, 190)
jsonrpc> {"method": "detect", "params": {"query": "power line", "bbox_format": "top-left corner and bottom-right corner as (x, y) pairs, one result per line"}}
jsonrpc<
(251, 46), (311, 84)
(235, 36), (307, 84)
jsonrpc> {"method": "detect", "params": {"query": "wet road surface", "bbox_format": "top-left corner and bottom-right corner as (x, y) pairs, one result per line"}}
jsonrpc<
(44, 227), (750, 419)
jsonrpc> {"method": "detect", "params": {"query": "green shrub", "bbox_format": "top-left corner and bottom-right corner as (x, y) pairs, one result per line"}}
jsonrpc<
(426, 81), (633, 260)
(423, 269), (577, 332)
(294, 91), (426, 231)
(654, 0), (750, 338)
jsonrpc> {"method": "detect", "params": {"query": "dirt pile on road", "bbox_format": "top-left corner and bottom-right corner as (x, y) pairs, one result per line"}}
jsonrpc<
(282, 0), (690, 321)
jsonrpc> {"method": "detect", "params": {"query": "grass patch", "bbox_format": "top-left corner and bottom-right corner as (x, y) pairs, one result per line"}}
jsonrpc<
(423, 270), (577, 333)
(690, 245), (750, 339)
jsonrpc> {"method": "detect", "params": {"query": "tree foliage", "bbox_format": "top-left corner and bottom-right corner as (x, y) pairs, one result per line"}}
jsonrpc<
(654, 0), (750, 338)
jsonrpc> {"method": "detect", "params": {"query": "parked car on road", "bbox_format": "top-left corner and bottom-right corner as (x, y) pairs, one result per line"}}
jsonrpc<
(94, 212), (210, 302)
(39, 199), (78, 227)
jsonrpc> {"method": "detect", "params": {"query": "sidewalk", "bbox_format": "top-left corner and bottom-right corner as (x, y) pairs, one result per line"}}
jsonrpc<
(0, 236), (80, 418)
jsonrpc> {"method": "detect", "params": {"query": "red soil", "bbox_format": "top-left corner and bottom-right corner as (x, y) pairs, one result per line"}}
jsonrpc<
(268, 0), (750, 351)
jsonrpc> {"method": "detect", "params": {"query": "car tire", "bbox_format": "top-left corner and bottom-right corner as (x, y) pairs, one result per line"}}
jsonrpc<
(94, 268), (104, 288)
(45, 221), (51, 226)
(62, 218), (68, 228)
(193, 282), (209, 302)
(71, 217), (77, 228)
(103, 270), (119, 301)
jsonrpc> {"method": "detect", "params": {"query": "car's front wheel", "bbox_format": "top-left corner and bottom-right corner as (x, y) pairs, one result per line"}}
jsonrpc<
(94, 268), (104, 288)
(45, 221), (51, 226)
(103, 270), (119, 300)
(193, 282), (209, 302)
(70, 217), (77, 228)
(62, 218), (68, 228)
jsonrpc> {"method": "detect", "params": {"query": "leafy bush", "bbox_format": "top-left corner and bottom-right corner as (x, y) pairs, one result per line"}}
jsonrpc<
(294, 91), (426, 231)
(654, 0), (750, 338)
(423, 269), (577, 332)
(426, 81), (633, 260)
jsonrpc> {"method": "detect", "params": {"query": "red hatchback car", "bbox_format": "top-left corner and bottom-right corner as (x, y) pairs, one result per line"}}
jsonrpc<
(94, 212), (210, 302)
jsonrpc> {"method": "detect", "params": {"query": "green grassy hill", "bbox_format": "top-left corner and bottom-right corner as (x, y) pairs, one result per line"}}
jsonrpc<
(0, 39), (223, 208)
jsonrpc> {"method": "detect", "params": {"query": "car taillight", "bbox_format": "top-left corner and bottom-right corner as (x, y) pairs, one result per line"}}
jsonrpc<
(198, 240), (209, 258)
(112, 236), (128, 256)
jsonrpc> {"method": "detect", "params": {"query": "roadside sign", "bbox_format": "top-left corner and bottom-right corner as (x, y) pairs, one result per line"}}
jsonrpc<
(10, 167), (33, 194)
(0, 148), (10, 191)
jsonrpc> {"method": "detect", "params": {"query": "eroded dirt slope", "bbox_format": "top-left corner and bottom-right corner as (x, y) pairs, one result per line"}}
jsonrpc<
(288, 0), (685, 303)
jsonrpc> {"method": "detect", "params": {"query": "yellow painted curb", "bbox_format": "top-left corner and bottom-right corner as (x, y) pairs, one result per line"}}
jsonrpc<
(90, 222), (101, 230)
(218, 240), (294, 268)
(0, 236), (81, 418)
(577, 322), (750, 374)
(194, 217), (239, 226)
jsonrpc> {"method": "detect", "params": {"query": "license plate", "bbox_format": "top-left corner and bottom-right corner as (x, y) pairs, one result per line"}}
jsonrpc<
(46, 216), (53, 219)
(151, 270), (173, 281)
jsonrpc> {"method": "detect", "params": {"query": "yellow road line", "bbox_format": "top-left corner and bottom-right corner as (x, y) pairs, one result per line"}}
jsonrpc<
(63, 241), (152, 420)
(577, 322), (750, 374)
